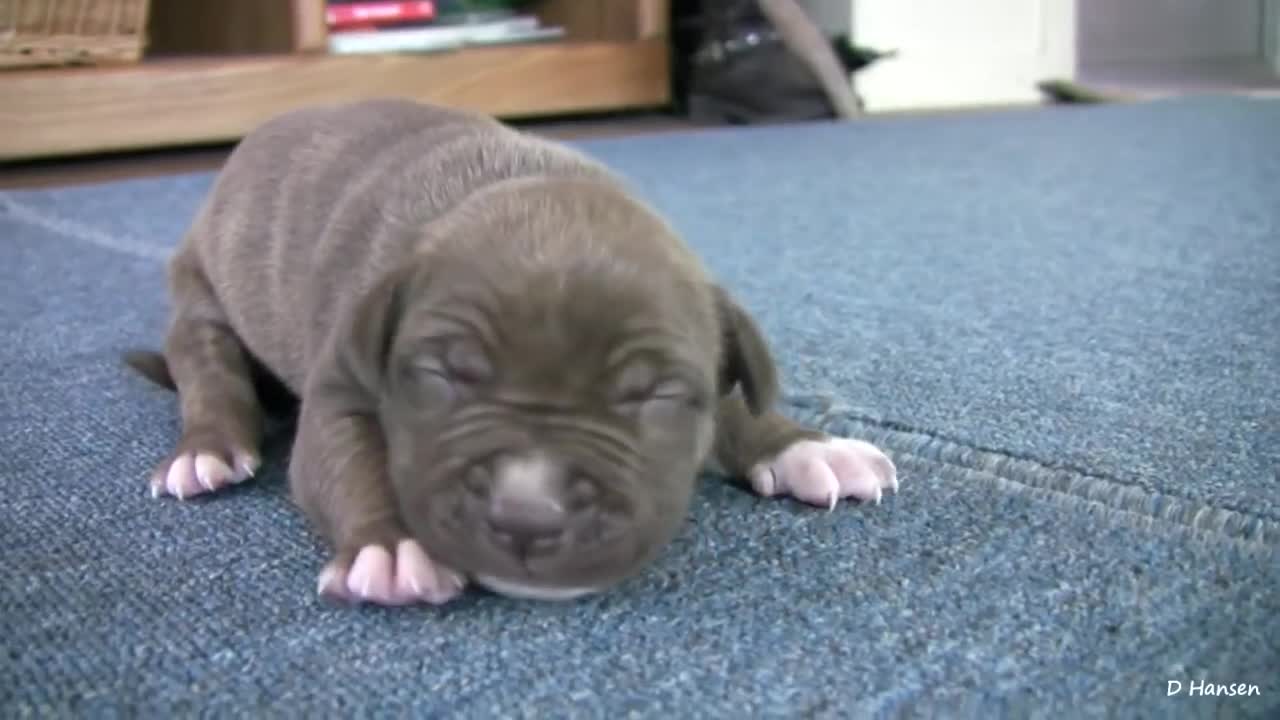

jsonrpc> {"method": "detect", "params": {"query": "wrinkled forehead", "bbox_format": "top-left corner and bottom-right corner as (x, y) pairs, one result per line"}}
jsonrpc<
(399, 257), (718, 381)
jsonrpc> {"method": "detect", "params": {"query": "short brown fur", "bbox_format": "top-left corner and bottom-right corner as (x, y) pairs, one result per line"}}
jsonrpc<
(130, 99), (821, 598)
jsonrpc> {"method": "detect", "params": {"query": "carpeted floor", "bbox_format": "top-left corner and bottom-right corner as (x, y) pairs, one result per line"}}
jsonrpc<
(2, 96), (1278, 718)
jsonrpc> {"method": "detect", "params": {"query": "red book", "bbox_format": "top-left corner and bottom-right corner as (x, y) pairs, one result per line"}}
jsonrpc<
(326, 2), (437, 30)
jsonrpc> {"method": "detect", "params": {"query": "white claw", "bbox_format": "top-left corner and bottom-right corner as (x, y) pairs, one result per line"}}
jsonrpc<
(236, 457), (258, 481)
(409, 575), (423, 597)
(317, 566), (337, 596)
(360, 576), (372, 599)
(827, 487), (838, 512)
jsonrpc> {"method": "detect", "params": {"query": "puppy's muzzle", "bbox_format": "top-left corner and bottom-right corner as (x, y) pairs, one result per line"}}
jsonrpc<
(478, 452), (587, 561)
(486, 460), (569, 558)
(459, 450), (631, 600)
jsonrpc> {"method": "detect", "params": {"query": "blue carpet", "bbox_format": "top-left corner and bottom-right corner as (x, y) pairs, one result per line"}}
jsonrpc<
(2, 96), (1278, 718)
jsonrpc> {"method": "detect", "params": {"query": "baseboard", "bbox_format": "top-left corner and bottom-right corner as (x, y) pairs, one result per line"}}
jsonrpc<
(1074, 57), (1280, 99)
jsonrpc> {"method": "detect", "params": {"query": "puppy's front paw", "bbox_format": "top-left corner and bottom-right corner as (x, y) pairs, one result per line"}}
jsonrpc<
(317, 539), (466, 607)
(749, 437), (898, 510)
(149, 427), (260, 500)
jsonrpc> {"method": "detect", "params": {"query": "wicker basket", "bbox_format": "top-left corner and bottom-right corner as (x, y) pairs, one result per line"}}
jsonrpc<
(1, 0), (151, 69)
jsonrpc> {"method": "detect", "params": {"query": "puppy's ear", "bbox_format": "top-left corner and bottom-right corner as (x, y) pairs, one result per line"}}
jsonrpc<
(328, 264), (419, 405)
(713, 286), (780, 415)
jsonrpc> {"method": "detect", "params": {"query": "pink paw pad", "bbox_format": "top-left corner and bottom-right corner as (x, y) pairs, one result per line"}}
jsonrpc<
(317, 539), (466, 607)
(749, 437), (898, 510)
(150, 452), (258, 500)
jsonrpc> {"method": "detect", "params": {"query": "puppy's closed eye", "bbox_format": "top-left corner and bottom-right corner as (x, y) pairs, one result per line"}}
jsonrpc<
(443, 342), (493, 385)
(402, 356), (456, 405)
(401, 340), (492, 405)
(612, 364), (698, 418)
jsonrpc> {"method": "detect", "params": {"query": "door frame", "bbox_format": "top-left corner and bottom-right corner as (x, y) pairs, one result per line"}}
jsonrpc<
(1265, 0), (1280, 74)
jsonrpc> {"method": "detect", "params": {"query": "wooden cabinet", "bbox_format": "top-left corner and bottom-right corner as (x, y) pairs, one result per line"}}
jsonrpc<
(0, 0), (671, 161)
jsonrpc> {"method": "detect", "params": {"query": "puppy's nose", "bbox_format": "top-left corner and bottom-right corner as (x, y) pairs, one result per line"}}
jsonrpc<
(486, 452), (569, 551)
(487, 495), (567, 539)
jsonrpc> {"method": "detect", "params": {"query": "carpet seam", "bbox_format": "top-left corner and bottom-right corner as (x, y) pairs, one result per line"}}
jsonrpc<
(889, 452), (1274, 555)
(0, 194), (171, 262)
(785, 394), (1278, 549)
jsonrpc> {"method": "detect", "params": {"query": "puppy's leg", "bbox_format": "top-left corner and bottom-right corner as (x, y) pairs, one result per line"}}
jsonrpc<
(149, 254), (263, 499)
(711, 390), (898, 509)
(290, 401), (465, 606)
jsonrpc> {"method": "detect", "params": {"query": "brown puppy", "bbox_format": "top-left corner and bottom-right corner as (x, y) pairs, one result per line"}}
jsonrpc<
(128, 99), (899, 604)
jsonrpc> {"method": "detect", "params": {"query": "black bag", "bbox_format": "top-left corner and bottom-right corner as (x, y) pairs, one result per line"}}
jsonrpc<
(672, 0), (892, 125)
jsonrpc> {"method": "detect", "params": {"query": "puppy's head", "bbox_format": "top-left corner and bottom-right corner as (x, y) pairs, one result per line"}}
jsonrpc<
(334, 178), (778, 599)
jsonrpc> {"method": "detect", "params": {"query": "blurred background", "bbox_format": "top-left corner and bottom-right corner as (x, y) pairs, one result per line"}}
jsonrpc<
(2, 0), (1278, 181)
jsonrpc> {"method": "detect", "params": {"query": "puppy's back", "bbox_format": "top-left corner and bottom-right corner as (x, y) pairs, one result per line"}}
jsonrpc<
(180, 99), (625, 389)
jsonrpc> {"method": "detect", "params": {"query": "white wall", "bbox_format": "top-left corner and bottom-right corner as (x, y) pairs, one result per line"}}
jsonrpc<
(847, 0), (1077, 112)
(1077, 0), (1263, 64)
(830, 0), (1279, 111)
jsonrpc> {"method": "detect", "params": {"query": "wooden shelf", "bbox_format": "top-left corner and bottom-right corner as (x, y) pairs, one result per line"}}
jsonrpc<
(0, 1), (672, 161)
(0, 39), (670, 162)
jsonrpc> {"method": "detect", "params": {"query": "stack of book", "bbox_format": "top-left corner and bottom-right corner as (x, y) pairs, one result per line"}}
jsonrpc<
(325, 1), (565, 55)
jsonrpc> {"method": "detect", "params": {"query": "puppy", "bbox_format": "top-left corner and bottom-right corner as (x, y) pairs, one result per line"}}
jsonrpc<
(127, 99), (898, 605)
